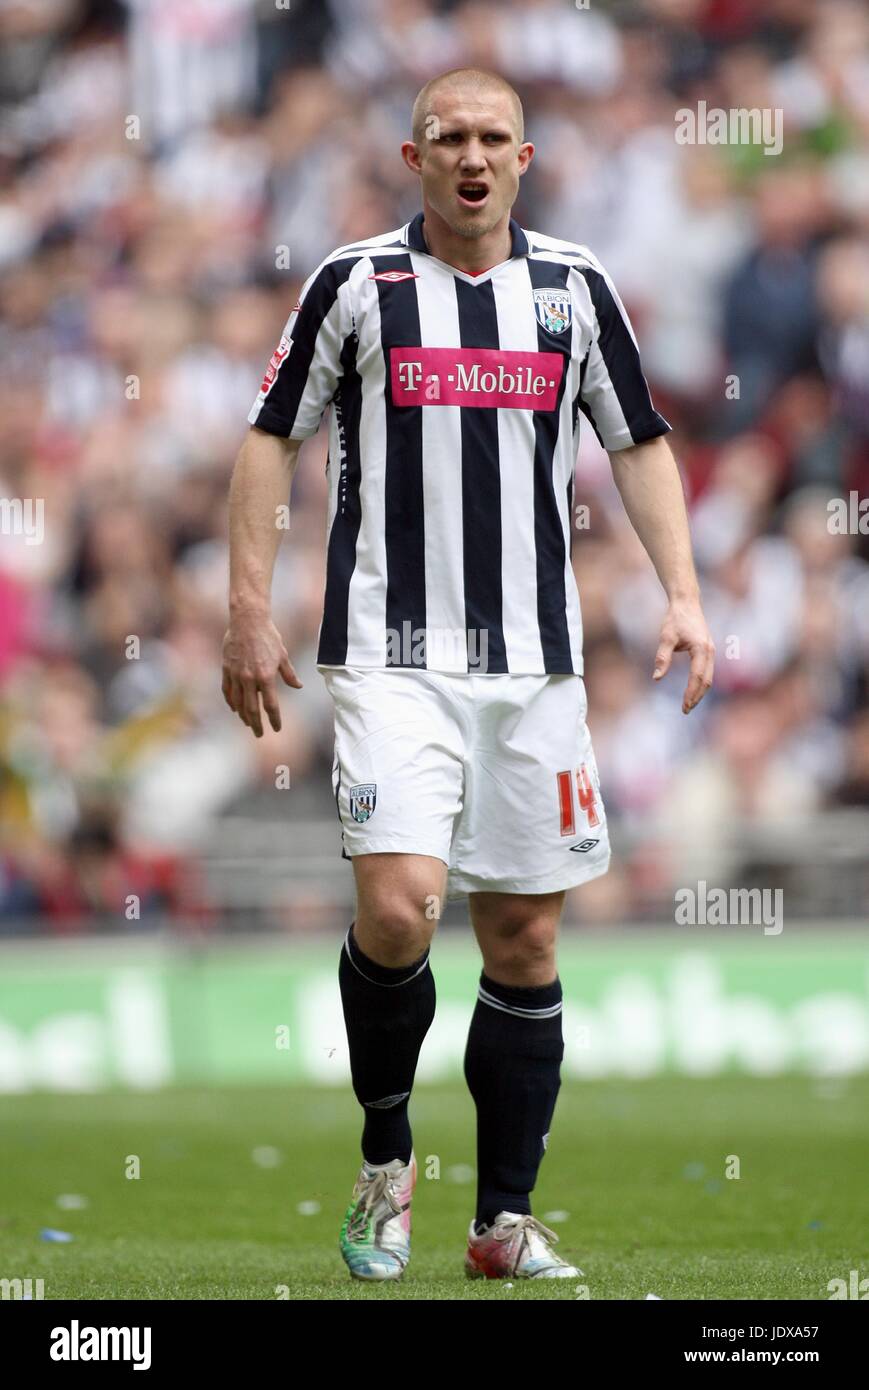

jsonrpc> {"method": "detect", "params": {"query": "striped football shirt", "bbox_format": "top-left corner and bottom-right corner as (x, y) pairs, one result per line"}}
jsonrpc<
(248, 211), (670, 674)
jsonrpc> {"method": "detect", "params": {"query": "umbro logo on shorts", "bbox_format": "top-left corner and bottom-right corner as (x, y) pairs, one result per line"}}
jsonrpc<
(569, 839), (600, 853)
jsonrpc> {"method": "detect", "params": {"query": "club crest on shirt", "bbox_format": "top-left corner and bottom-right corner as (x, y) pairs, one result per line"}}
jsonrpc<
(349, 783), (377, 823)
(533, 288), (572, 335)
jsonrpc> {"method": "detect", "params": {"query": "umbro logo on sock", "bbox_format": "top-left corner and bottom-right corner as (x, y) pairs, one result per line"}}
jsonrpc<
(364, 1092), (410, 1109)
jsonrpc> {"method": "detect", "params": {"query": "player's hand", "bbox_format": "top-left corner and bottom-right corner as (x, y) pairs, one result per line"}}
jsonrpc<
(221, 613), (302, 738)
(652, 597), (715, 714)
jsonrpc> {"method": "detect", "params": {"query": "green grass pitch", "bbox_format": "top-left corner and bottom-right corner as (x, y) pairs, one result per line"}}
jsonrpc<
(1, 1077), (867, 1299)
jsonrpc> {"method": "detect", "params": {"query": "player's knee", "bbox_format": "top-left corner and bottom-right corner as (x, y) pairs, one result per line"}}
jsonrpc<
(487, 919), (557, 978)
(355, 896), (434, 964)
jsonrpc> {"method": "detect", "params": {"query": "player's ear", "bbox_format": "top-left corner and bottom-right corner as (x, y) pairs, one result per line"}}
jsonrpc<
(518, 142), (535, 176)
(401, 141), (423, 175)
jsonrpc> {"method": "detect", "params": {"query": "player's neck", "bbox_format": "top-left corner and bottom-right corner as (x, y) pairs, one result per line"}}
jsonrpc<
(419, 207), (512, 275)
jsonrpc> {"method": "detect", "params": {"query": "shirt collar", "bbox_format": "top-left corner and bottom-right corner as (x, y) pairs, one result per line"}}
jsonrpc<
(405, 210), (529, 260)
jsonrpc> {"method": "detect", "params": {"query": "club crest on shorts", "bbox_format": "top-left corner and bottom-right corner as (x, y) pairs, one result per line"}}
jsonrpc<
(349, 783), (377, 823)
(533, 288), (572, 335)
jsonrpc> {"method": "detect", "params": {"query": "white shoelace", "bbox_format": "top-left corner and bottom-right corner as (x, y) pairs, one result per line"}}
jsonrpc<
(491, 1214), (564, 1272)
(347, 1169), (402, 1241)
(493, 1214), (559, 1246)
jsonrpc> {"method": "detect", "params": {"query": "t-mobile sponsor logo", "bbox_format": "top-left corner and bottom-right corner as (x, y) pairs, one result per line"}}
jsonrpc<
(391, 347), (564, 410)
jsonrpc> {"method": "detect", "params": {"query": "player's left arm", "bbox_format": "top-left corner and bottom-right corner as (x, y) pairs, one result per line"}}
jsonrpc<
(608, 434), (714, 714)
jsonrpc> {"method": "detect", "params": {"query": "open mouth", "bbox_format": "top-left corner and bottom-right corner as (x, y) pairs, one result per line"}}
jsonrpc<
(457, 182), (489, 207)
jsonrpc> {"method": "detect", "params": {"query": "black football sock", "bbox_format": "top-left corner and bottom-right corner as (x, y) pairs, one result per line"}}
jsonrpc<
(338, 922), (436, 1167)
(464, 971), (564, 1231)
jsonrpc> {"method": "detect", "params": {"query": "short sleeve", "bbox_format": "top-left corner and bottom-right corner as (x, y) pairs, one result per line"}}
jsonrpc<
(248, 256), (356, 440)
(577, 262), (671, 452)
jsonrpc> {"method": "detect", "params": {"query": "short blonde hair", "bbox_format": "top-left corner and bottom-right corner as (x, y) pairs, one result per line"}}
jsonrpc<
(411, 69), (524, 147)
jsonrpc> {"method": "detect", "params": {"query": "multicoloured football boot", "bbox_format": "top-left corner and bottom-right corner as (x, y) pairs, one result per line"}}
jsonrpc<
(339, 1153), (416, 1281)
(465, 1211), (582, 1279)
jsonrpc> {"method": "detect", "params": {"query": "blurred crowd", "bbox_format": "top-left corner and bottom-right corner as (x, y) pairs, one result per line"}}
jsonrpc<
(0, 0), (867, 932)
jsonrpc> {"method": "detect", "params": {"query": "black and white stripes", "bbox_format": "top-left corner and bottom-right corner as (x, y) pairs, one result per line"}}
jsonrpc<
(248, 213), (670, 675)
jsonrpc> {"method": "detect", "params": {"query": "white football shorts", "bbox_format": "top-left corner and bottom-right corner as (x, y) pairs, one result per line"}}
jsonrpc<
(321, 667), (611, 898)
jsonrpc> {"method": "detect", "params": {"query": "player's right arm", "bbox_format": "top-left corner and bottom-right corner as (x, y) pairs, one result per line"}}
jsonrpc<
(223, 252), (354, 736)
(222, 428), (303, 738)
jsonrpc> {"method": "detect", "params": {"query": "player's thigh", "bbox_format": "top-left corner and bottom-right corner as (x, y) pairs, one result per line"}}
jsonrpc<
(323, 667), (462, 945)
(324, 666), (463, 853)
(449, 673), (609, 896)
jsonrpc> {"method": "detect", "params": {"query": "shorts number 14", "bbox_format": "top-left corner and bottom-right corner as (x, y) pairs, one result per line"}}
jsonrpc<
(557, 766), (600, 835)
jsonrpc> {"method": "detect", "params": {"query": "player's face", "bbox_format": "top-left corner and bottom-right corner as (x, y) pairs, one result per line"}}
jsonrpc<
(408, 90), (533, 240)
